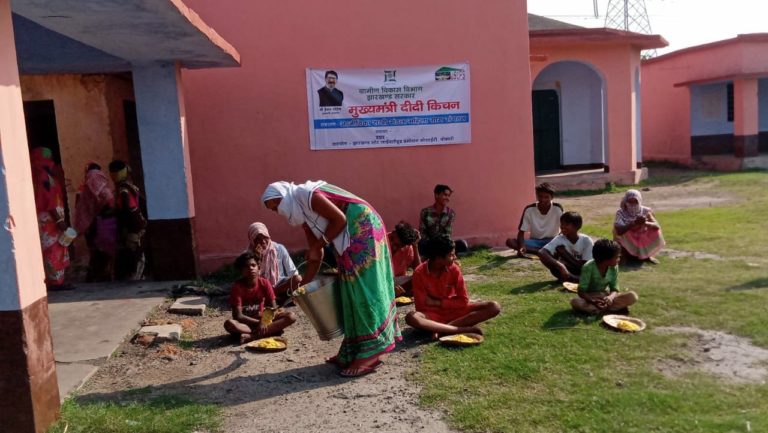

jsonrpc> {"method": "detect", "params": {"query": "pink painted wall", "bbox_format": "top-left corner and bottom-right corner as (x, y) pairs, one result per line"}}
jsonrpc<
(0, 2), (47, 310)
(641, 35), (768, 164)
(181, 0), (534, 272)
(733, 78), (758, 136)
(529, 43), (642, 180)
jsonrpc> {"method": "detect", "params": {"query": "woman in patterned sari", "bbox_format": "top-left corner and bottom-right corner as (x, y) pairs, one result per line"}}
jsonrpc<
(613, 189), (665, 264)
(262, 181), (400, 377)
(30, 147), (72, 290)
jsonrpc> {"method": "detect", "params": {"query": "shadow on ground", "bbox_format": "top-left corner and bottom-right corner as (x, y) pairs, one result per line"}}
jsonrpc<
(541, 309), (601, 330)
(725, 277), (768, 292)
(77, 328), (436, 408)
(510, 280), (557, 295)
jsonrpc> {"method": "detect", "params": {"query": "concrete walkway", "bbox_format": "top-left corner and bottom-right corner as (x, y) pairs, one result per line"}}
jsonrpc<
(47, 280), (180, 400)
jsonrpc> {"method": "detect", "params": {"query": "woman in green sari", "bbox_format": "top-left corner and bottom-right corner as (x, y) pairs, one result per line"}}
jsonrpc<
(262, 181), (400, 377)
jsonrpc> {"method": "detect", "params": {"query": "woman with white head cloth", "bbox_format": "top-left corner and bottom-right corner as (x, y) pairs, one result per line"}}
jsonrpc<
(613, 189), (665, 264)
(246, 222), (301, 302)
(262, 180), (400, 377)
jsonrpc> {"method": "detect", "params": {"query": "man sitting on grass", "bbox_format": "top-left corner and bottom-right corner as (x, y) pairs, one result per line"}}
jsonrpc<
(506, 182), (563, 257)
(405, 235), (501, 338)
(570, 238), (638, 315)
(539, 211), (594, 283)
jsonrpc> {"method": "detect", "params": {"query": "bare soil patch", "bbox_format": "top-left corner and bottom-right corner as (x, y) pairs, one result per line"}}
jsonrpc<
(654, 326), (768, 385)
(78, 296), (455, 433)
(565, 180), (741, 223)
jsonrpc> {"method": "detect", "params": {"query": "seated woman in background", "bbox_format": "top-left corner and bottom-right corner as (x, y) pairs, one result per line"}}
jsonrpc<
(387, 221), (421, 297)
(613, 190), (665, 264)
(247, 222), (301, 303)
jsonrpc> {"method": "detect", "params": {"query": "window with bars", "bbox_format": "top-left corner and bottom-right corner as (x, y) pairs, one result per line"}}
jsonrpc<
(727, 82), (734, 122)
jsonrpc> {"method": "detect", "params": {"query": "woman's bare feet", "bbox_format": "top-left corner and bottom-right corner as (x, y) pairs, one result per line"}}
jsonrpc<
(324, 355), (349, 369)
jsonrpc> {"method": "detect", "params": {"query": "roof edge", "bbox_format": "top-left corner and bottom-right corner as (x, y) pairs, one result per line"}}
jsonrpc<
(645, 33), (768, 65)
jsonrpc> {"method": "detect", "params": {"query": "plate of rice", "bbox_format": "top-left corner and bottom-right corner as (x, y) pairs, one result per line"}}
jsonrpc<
(562, 282), (579, 293)
(438, 333), (484, 347)
(245, 336), (288, 352)
(395, 296), (414, 306)
(602, 315), (646, 333)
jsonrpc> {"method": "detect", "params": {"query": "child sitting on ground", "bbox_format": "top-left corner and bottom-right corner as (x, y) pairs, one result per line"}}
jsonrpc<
(405, 235), (501, 338)
(506, 182), (563, 257)
(539, 211), (594, 283)
(224, 251), (297, 343)
(570, 238), (638, 315)
(388, 221), (421, 296)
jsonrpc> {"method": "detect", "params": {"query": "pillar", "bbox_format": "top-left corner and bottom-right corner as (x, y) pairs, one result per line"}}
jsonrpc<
(0, 1), (61, 432)
(604, 52), (641, 182)
(733, 78), (759, 158)
(132, 62), (198, 279)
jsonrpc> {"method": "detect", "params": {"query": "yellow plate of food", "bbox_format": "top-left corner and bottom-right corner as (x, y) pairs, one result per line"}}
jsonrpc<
(602, 315), (646, 333)
(438, 333), (484, 347)
(562, 282), (579, 293)
(245, 336), (288, 352)
(395, 296), (414, 306)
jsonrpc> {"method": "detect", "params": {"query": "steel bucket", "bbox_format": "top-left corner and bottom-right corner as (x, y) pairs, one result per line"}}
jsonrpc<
(291, 276), (343, 340)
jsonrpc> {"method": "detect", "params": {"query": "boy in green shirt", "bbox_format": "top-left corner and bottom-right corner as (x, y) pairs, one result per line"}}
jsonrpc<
(570, 239), (638, 315)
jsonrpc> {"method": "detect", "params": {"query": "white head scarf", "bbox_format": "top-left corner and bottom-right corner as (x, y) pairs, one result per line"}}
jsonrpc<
(616, 189), (648, 225)
(261, 180), (350, 253)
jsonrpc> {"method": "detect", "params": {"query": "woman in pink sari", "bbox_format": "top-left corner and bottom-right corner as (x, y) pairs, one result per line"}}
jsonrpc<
(30, 147), (72, 290)
(613, 190), (665, 264)
(74, 162), (117, 281)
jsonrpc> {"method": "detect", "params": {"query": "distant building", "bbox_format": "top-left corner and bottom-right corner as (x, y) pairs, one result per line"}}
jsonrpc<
(642, 34), (768, 170)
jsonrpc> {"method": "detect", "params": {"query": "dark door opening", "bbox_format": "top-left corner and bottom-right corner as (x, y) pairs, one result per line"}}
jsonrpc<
(532, 90), (562, 172)
(23, 100), (70, 222)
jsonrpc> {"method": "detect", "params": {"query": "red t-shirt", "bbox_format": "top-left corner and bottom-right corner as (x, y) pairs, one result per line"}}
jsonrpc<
(229, 277), (275, 316)
(390, 244), (416, 277)
(411, 262), (469, 319)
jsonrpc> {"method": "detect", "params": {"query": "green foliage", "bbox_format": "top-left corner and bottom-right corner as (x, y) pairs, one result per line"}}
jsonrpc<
(417, 170), (768, 433)
(47, 395), (220, 433)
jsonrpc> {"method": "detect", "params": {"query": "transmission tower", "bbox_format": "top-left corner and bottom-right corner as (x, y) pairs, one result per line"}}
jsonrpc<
(604, 0), (657, 57)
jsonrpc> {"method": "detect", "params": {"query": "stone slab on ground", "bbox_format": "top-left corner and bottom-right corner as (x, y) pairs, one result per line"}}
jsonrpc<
(56, 363), (99, 401)
(137, 324), (182, 342)
(169, 296), (208, 315)
(48, 281), (176, 364)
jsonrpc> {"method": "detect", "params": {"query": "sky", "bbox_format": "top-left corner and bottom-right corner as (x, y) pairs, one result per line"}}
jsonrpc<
(527, 0), (767, 55)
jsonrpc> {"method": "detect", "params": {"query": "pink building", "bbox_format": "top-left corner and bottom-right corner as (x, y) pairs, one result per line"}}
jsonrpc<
(182, 0), (536, 273)
(528, 15), (666, 189)
(2, 3), (671, 430)
(642, 34), (768, 170)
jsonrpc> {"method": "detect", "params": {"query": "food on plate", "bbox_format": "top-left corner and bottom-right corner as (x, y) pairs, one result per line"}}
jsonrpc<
(444, 334), (477, 343)
(616, 320), (640, 332)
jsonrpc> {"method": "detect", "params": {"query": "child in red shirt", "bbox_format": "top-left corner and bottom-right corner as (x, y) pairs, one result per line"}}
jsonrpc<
(224, 252), (297, 343)
(405, 235), (501, 337)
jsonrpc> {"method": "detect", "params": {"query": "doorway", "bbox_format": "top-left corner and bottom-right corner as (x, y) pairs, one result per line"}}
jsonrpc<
(532, 90), (561, 171)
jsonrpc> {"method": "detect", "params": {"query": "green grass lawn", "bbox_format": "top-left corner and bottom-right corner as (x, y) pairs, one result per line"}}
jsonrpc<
(47, 395), (220, 433)
(417, 171), (768, 433)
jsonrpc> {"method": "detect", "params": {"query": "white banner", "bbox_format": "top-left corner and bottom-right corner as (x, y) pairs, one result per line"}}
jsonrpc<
(306, 63), (471, 150)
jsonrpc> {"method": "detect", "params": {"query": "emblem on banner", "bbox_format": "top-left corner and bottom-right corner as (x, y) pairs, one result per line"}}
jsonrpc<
(434, 67), (466, 81)
(384, 70), (397, 82)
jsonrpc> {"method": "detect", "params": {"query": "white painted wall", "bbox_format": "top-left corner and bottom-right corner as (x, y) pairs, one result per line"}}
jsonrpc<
(690, 82), (733, 136)
(533, 61), (604, 165)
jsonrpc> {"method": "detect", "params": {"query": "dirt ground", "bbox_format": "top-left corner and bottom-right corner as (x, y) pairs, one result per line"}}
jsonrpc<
(80, 299), (456, 433)
(77, 170), (755, 432)
(654, 327), (768, 385)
